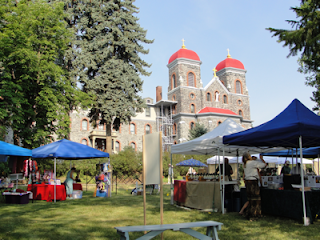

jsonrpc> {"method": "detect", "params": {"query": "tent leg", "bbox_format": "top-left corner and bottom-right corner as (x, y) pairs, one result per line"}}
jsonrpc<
(299, 137), (307, 226)
(54, 158), (56, 203)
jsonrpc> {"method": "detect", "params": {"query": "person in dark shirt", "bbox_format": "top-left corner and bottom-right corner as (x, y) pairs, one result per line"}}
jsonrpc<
(215, 158), (233, 181)
(281, 161), (291, 175)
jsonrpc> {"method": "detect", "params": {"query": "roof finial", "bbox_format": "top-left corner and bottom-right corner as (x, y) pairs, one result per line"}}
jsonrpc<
(227, 48), (232, 58)
(212, 68), (217, 77)
(182, 38), (186, 49)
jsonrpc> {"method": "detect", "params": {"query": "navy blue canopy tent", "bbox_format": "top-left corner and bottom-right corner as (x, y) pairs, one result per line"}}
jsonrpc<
(176, 159), (208, 167)
(223, 99), (320, 148)
(0, 141), (32, 157)
(32, 139), (109, 202)
(223, 99), (320, 225)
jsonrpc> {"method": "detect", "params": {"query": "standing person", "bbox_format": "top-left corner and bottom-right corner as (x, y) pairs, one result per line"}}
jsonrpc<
(281, 161), (291, 175)
(168, 164), (174, 184)
(215, 158), (233, 181)
(239, 156), (262, 215)
(65, 167), (76, 199)
(187, 167), (193, 175)
(290, 163), (306, 175)
(242, 152), (267, 220)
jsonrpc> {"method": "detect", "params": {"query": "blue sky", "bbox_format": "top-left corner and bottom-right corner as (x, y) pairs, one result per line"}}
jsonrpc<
(134, 0), (315, 127)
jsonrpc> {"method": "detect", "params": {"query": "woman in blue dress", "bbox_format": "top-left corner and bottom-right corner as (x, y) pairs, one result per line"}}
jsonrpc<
(65, 167), (76, 199)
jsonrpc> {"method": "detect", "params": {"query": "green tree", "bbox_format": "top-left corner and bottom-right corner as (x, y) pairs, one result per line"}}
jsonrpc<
(0, 0), (88, 148)
(64, 0), (153, 149)
(111, 146), (142, 179)
(188, 122), (208, 140)
(267, 0), (320, 110)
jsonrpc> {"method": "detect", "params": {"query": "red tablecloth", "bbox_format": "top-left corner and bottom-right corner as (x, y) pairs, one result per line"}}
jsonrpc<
(61, 183), (82, 191)
(27, 184), (66, 202)
(73, 183), (82, 191)
(174, 180), (186, 203)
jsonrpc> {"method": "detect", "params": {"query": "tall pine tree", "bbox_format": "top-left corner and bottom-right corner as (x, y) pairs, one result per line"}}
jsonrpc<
(267, 0), (320, 110)
(64, 0), (153, 152)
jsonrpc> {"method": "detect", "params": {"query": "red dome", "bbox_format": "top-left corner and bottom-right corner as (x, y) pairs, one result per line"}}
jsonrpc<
(168, 48), (200, 64)
(198, 107), (237, 115)
(216, 57), (245, 72)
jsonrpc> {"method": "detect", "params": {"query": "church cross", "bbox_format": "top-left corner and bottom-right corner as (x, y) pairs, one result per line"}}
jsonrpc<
(212, 68), (217, 77)
(182, 39), (186, 49)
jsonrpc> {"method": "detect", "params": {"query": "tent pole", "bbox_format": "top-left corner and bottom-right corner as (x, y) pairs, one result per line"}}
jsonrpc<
(222, 148), (225, 214)
(218, 148), (223, 214)
(299, 136), (307, 226)
(170, 152), (173, 205)
(318, 154), (320, 175)
(236, 149), (239, 181)
(54, 157), (56, 203)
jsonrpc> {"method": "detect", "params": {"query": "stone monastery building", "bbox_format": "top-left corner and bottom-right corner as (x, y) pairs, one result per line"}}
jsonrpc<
(69, 42), (253, 153)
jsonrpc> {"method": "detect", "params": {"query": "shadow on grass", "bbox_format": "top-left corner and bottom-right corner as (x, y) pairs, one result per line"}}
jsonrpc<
(1, 185), (319, 240)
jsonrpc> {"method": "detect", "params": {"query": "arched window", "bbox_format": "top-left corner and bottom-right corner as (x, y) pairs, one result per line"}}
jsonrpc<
(190, 104), (195, 113)
(214, 91), (220, 101)
(172, 95), (176, 101)
(206, 92), (211, 101)
(239, 110), (243, 116)
(174, 141), (177, 145)
(81, 139), (88, 145)
(145, 124), (151, 134)
(172, 105), (176, 114)
(131, 142), (136, 150)
(115, 141), (120, 152)
(82, 119), (88, 131)
(130, 123), (136, 134)
(172, 74), (176, 89)
(190, 122), (195, 130)
(188, 72), (195, 87)
(236, 80), (242, 94)
(218, 121), (222, 125)
(173, 123), (177, 135)
(223, 95), (228, 104)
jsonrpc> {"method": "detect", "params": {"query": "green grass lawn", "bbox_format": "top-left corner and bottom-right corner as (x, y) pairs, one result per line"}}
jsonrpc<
(0, 184), (319, 240)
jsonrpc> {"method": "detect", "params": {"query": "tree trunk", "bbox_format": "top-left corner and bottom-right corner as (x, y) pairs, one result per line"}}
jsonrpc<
(106, 123), (112, 154)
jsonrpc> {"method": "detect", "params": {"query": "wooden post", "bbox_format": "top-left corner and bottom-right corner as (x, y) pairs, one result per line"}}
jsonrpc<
(143, 135), (147, 232)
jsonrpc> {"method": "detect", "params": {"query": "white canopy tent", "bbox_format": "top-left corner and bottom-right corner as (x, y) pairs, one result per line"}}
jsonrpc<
(171, 118), (285, 213)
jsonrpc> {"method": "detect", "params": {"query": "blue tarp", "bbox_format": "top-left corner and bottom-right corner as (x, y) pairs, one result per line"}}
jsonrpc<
(223, 99), (320, 148)
(32, 139), (109, 159)
(0, 141), (32, 157)
(176, 159), (208, 167)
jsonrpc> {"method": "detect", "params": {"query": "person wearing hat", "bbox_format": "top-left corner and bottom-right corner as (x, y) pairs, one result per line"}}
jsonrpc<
(281, 161), (291, 175)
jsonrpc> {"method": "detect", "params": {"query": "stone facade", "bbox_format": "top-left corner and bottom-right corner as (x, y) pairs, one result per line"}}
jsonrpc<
(64, 47), (253, 153)
(165, 49), (253, 144)
(67, 105), (157, 153)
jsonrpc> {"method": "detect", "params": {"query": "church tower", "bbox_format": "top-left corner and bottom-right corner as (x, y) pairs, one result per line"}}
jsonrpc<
(167, 40), (203, 115)
(215, 50), (251, 120)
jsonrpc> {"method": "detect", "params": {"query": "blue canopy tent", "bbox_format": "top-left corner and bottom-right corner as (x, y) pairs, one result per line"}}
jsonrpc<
(176, 159), (208, 167)
(223, 99), (320, 225)
(262, 147), (320, 175)
(32, 139), (110, 202)
(0, 141), (32, 158)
